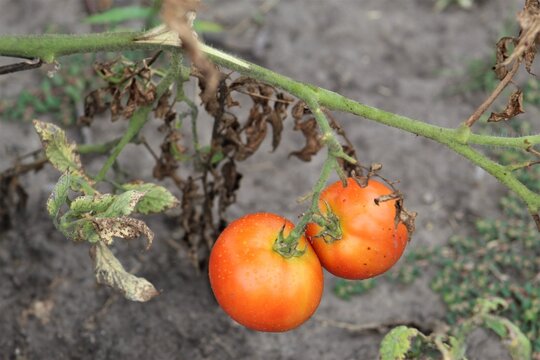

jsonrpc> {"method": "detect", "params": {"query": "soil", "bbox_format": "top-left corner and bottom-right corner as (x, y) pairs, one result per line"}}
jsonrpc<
(0, 0), (525, 359)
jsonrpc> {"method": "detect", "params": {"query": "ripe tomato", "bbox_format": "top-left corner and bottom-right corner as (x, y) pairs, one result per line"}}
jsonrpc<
(209, 212), (324, 332)
(306, 178), (409, 280)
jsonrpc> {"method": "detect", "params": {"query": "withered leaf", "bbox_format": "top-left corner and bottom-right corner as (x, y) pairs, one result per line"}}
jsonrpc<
(488, 89), (525, 122)
(91, 242), (159, 302)
(92, 216), (154, 249)
(238, 107), (268, 160)
(501, 1), (540, 72)
(494, 37), (516, 80)
(292, 100), (309, 120)
(289, 117), (323, 162)
(80, 89), (108, 126)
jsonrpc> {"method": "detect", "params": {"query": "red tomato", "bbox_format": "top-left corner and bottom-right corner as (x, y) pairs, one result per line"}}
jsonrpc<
(306, 178), (409, 280)
(209, 212), (324, 332)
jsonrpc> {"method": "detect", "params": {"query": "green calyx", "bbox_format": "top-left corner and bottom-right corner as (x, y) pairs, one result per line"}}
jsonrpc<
(312, 202), (342, 244)
(272, 226), (306, 259)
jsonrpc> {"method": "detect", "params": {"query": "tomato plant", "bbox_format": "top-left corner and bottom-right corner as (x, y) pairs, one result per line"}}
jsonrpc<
(208, 212), (324, 332)
(306, 178), (409, 280)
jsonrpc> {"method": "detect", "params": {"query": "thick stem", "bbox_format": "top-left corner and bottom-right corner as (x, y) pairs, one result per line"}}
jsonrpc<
(0, 32), (143, 62)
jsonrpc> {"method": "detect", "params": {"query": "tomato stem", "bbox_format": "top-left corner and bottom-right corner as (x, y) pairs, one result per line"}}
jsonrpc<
(1, 28), (540, 224)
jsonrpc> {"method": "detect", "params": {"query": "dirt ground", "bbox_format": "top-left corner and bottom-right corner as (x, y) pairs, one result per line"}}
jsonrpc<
(0, 0), (526, 359)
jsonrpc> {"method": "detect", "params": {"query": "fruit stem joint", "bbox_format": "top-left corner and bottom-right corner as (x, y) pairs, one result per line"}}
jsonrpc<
(272, 227), (306, 258)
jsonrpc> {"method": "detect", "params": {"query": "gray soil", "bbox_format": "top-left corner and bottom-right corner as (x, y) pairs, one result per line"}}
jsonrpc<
(0, 0), (525, 359)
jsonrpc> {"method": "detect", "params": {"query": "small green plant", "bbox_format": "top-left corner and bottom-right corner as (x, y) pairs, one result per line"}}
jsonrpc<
(379, 298), (532, 360)
(0, 55), (94, 125)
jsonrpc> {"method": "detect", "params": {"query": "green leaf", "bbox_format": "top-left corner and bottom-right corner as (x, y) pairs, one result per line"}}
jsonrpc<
(482, 315), (532, 360)
(102, 190), (146, 218)
(123, 182), (179, 214)
(70, 194), (115, 215)
(379, 326), (420, 360)
(33, 120), (87, 177)
(58, 217), (99, 243)
(210, 151), (225, 165)
(475, 297), (508, 316)
(193, 19), (224, 34)
(46, 172), (72, 226)
(91, 242), (158, 302)
(484, 317), (508, 338)
(84, 6), (153, 25)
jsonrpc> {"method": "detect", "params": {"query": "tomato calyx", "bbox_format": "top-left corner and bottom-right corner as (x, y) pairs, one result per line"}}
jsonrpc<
(312, 202), (342, 244)
(272, 225), (306, 258)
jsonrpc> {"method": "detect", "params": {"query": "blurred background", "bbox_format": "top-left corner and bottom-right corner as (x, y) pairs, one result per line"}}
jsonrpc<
(1, 0), (537, 359)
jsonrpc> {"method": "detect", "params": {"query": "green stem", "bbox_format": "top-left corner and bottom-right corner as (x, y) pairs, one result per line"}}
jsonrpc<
(94, 50), (182, 182)
(274, 154), (337, 257)
(0, 32), (143, 63)
(77, 137), (122, 155)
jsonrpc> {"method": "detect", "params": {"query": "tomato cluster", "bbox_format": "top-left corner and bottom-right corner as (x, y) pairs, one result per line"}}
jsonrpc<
(209, 178), (409, 332)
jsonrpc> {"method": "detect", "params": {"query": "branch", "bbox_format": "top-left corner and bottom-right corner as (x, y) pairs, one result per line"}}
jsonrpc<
(1, 29), (540, 224)
(0, 58), (42, 75)
(465, 60), (521, 127)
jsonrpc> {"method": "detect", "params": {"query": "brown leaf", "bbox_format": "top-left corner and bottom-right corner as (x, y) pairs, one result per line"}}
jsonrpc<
(494, 37), (516, 80)
(80, 89), (108, 126)
(238, 107), (268, 160)
(501, 1), (540, 71)
(488, 90), (525, 122)
(292, 100), (309, 120)
(219, 160), (242, 215)
(289, 117), (323, 161)
(92, 216), (154, 249)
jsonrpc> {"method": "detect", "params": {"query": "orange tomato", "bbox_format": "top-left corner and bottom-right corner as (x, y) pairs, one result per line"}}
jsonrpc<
(306, 178), (409, 280)
(209, 212), (324, 332)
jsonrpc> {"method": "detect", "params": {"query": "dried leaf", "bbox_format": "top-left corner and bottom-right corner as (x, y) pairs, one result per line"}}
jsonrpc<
(91, 242), (159, 302)
(494, 37), (516, 80)
(92, 216), (154, 249)
(289, 117), (323, 161)
(501, 1), (540, 72)
(123, 182), (180, 214)
(488, 90), (525, 122)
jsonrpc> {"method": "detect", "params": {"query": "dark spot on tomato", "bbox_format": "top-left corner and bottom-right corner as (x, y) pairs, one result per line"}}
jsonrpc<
(363, 263), (367, 266)
(367, 247), (371, 250)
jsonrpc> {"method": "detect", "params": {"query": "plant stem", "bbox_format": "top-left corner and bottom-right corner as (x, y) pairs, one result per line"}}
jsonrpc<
(275, 155), (337, 256)
(94, 50), (182, 182)
(77, 137), (122, 155)
(465, 60), (521, 127)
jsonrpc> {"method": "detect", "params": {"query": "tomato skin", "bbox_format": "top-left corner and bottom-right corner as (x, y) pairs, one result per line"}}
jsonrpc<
(306, 178), (409, 280)
(209, 212), (324, 332)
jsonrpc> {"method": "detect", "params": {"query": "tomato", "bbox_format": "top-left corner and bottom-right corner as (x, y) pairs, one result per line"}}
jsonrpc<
(209, 212), (324, 332)
(306, 178), (409, 280)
